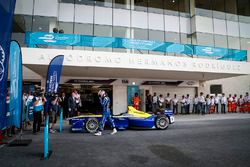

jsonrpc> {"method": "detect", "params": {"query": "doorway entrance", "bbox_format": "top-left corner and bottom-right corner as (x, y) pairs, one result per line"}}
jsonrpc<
(59, 84), (113, 114)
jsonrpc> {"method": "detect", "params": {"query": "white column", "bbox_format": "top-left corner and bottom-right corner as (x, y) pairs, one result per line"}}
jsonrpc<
(113, 85), (128, 115)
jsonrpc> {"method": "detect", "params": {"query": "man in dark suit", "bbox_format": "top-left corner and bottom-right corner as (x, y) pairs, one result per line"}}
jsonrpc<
(60, 92), (68, 119)
(68, 92), (77, 117)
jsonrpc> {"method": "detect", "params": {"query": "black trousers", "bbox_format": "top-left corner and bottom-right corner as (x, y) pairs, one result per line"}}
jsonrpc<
(33, 111), (42, 133)
(215, 104), (219, 113)
(173, 104), (178, 114)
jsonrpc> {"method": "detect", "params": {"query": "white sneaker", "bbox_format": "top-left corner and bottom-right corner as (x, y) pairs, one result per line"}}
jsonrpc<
(49, 129), (55, 134)
(94, 131), (102, 136)
(111, 128), (117, 135)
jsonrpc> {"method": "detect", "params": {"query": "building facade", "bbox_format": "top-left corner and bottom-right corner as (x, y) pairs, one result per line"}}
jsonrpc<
(13, 0), (250, 114)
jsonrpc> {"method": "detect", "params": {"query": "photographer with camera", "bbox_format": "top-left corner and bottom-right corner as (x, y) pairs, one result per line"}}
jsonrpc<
(49, 94), (61, 133)
(33, 92), (47, 135)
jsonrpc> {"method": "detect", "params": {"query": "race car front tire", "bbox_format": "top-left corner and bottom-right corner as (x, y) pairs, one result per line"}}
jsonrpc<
(85, 118), (99, 133)
(155, 115), (169, 130)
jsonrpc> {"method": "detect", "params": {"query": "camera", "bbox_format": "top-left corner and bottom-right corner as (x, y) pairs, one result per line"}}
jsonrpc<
(33, 88), (44, 97)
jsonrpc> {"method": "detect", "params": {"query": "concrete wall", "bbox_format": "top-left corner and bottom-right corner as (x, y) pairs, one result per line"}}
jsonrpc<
(199, 74), (250, 96)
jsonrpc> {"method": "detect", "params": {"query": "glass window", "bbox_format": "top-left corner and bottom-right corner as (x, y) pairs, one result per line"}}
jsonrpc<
(214, 35), (227, 48)
(149, 30), (165, 55)
(75, 0), (95, 5)
(228, 36), (240, 49)
(212, 0), (225, 12)
(195, 0), (212, 10)
(165, 31), (180, 43)
(225, 0), (237, 14)
(113, 27), (130, 53)
(180, 33), (192, 44)
(133, 28), (148, 40)
(13, 15), (32, 33)
(240, 38), (250, 61)
(132, 28), (148, 54)
(59, 22), (74, 34)
(164, 0), (179, 16)
(195, 0), (212, 17)
(11, 33), (26, 47)
(212, 0), (225, 19)
(179, 0), (190, 17)
(94, 25), (112, 37)
(60, 0), (74, 3)
(95, 0), (113, 7)
(237, 0), (250, 16)
(149, 30), (164, 42)
(148, 0), (163, 14)
(133, 0), (148, 12)
(32, 16), (57, 32)
(114, 0), (130, 9)
(210, 85), (222, 94)
(196, 33), (214, 47)
(113, 26), (130, 38)
(74, 23), (93, 35)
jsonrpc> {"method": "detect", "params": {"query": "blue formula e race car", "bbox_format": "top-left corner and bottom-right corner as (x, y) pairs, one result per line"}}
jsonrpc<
(69, 106), (175, 133)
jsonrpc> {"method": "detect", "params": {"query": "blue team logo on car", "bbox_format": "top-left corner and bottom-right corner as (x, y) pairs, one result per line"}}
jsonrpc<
(0, 45), (5, 81)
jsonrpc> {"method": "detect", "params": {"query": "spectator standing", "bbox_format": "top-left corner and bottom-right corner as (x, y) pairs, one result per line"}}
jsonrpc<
(227, 94), (233, 113)
(172, 94), (178, 114)
(193, 94), (198, 114)
(73, 90), (81, 115)
(205, 94), (211, 114)
(60, 92), (68, 118)
(146, 94), (152, 112)
(238, 95), (244, 113)
(158, 94), (165, 110)
(152, 92), (158, 113)
(198, 92), (206, 115)
(221, 93), (227, 114)
(210, 96), (215, 113)
(49, 94), (60, 133)
(165, 93), (171, 110)
(33, 93), (46, 134)
(180, 95), (186, 114)
(232, 94), (238, 113)
(132, 93), (141, 110)
(185, 94), (190, 114)
(68, 92), (77, 117)
(214, 94), (220, 113)
(244, 92), (250, 112)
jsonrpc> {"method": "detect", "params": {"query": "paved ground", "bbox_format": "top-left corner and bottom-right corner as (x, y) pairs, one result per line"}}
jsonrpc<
(1, 113), (250, 167)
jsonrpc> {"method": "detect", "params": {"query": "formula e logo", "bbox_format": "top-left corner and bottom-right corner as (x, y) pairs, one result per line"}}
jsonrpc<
(0, 45), (5, 81)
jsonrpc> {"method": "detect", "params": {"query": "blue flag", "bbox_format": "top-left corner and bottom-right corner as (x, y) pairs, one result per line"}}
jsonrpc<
(45, 55), (64, 94)
(9, 41), (23, 128)
(0, 0), (16, 129)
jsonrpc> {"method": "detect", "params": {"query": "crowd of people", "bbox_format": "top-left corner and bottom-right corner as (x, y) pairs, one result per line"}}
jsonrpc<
(146, 92), (250, 115)
(23, 89), (81, 134)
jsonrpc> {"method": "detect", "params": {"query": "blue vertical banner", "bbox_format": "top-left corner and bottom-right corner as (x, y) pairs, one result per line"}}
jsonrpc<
(44, 55), (64, 159)
(0, 0), (16, 129)
(45, 55), (64, 94)
(9, 41), (23, 128)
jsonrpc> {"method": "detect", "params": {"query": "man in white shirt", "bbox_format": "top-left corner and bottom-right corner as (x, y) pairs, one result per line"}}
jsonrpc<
(165, 93), (171, 110)
(193, 94), (198, 114)
(221, 93), (227, 114)
(172, 94), (178, 114)
(198, 92), (205, 115)
(185, 94), (191, 114)
(244, 92), (250, 113)
(214, 94), (220, 113)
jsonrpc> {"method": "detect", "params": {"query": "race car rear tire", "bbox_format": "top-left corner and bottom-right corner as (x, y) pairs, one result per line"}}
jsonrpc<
(155, 115), (169, 130)
(85, 118), (99, 133)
